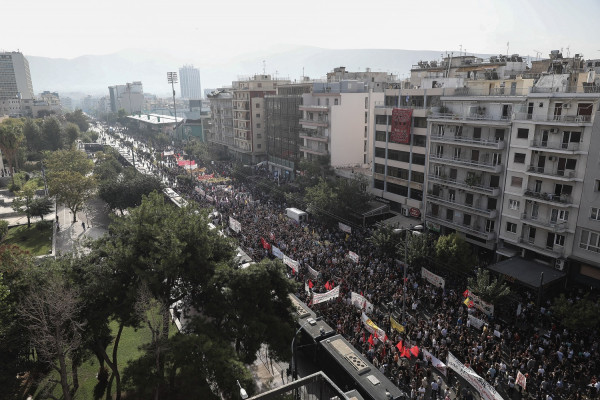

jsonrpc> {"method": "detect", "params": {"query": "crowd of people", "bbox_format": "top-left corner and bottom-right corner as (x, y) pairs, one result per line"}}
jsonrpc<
(102, 126), (599, 400)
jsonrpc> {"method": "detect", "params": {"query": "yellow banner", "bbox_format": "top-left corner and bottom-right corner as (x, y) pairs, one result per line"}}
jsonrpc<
(390, 315), (405, 333)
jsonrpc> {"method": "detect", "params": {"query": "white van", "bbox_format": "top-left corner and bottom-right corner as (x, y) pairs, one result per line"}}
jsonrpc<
(285, 207), (308, 223)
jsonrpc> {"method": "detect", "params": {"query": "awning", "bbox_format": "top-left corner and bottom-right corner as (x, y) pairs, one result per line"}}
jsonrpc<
(488, 257), (566, 289)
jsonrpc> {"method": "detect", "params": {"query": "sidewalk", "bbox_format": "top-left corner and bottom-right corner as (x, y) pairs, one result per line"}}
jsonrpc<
(55, 197), (110, 255)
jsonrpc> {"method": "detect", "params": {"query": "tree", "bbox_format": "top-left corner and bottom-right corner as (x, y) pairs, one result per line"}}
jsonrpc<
(22, 118), (43, 153)
(467, 268), (511, 304)
(435, 233), (476, 274)
(11, 178), (41, 227)
(64, 109), (89, 132)
(99, 168), (163, 215)
(93, 150), (123, 182)
(64, 123), (80, 147)
(30, 196), (54, 221)
(19, 271), (84, 400)
(0, 220), (8, 240)
(46, 150), (96, 223)
(0, 118), (25, 183)
(368, 224), (398, 257)
(304, 178), (337, 220)
(552, 294), (600, 331)
(42, 116), (63, 151)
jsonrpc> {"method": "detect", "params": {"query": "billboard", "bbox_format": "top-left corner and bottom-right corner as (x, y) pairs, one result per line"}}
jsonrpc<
(391, 108), (412, 144)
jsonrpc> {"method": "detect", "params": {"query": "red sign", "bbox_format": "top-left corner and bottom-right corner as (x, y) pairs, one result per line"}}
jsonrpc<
(391, 108), (412, 144)
(409, 208), (421, 218)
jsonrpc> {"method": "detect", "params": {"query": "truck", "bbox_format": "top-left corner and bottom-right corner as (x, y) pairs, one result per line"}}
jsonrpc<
(285, 207), (308, 223)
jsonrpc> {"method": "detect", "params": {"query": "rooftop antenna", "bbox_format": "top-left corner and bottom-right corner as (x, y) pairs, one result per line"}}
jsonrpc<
(533, 50), (542, 61)
(566, 45), (570, 58)
(506, 42), (510, 58)
(459, 44), (463, 55)
(262, 60), (266, 75)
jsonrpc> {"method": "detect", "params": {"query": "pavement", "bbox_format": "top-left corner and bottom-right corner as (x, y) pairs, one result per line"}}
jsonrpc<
(54, 197), (110, 256)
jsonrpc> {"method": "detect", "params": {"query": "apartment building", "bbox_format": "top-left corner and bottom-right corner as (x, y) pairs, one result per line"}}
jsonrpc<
(265, 82), (313, 180)
(207, 89), (234, 154)
(108, 81), (144, 114)
(230, 75), (289, 164)
(0, 51), (34, 100)
(497, 51), (600, 279)
(299, 80), (383, 168)
(327, 66), (396, 92)
(179, 65), (202, 100)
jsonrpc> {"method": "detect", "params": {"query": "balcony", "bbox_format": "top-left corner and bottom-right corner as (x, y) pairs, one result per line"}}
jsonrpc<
(425, 213), (496, 240)
(429, 113), (512, 124)
(299, 130), (328, 142)
(520, 213), (568, 233)
(514, 112), (592, 125)
(526, 166), (579, 181)
(429, 154), (503, 173)
(299, 145), (327, 156)
(427, 174), (500, 196)
(529, 140), (585, 154)
(430, 135), (505, 149)
(299, 105), (329, 111)
(427, 193), (497, 218)
(523, 190), (574, 207)
(300, 118), (329, 127)
(502, 235), (564, 258)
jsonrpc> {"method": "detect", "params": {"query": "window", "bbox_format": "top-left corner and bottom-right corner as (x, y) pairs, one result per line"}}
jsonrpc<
(514, 153), (526, 163)
(256, 123), (261, 128)
(326, 98), (329, 106)
(506, 222), (517, 233)
(257, 144), (261, 149)
(365, 112), (368, 123)
(580, 230), (600, 253)
(256, 113), (260, 118)
(517, 128), (529, 139)
(413, 117), (428, 128)
(446, 209), (454, 221)
(551, 209), (569, 222)
(374, 163), (385, 174)
(256, 103), (260, 108)
(454, 148), (462, 159)
(365, 97), (369, 108)
(375, 131), (386, 142)
(554, 234), (565, 247)
(509, 199), (520, 210)
(591, 208), (600, 221)
(412, 135), (426, 147)
(485, 220), (495, 233)
(596, 180), (600, 191)
(463, 214), (472, 226)
(511, 176), (523, 188)
(334, 98), (339, 105)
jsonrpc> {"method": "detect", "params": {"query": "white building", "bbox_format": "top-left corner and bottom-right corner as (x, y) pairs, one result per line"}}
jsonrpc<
(0, 51), (34, 100)
(179, 65), (202, 100)
(108, 81), (144, 114)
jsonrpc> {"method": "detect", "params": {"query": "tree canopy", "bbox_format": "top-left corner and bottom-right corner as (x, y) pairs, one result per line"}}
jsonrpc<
(435, 233), (476, 274)
(467, 268), (511, 304)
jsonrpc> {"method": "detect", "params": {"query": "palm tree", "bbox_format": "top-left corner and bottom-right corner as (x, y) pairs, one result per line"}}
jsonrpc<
(467, 268), (511, 304)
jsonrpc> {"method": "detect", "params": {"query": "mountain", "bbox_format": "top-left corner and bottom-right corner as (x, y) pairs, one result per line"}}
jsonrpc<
(27, 46), (447, 98)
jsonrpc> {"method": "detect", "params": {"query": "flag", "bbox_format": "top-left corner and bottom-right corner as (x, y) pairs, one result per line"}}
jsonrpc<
(367, 334), (374, 348)
(270, 232), (275, 241)
(402, 347), (411, 359)
(325, 281), (332, 291)
(516, 371), (527, 390)
(390, 316), (405, 333)
(396, 341), (404, 352)
(410, 346), (419, 357)
(308, 280), (314, 289)
(463, 297), (474, 308)
(330, 280), (335, 288)
(463, 289), (470, 298)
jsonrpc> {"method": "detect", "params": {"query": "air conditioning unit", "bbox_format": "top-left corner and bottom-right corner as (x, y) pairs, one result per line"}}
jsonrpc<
(401, 208), (409, 216)
(555, 258), (565, 271)
(550, 128), (559, 134)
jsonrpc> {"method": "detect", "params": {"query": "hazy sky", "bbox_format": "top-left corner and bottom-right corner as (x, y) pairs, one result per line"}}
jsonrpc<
(3, 0), (599, 62)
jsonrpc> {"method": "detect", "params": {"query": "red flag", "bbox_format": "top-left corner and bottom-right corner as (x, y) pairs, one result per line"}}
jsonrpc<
(383, 334), (388, 343)
(331, 280), (335, 288)
(410, 346), (419, 358)
(396, 340), (404, 352)
(374, 331), (379, 340)
(270, 232), (275, 241)
(360, 291), (363, 296)
(325, 281), (332, 291)
(463, 289), (470, 298)
(308, 280), (314, 289)
(402, 348), (411, 359)
(367, 334), (374, 347)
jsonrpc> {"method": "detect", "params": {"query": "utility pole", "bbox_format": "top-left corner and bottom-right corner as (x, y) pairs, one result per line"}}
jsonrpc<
(167, 72), (179, 140)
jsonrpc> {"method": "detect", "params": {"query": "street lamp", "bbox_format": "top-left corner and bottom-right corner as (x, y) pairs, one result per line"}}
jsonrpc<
(236, 380), (248, 399)
(397, 224), (423, 324)
(291, 317), (321, 381)
(167, 72), (179, 140)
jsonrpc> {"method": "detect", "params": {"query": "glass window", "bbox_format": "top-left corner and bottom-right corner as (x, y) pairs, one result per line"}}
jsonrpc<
(580, 230), (600, 253)
(511, 176), (523, 187)
(509, 199), (520, 210)
(517, 128), (529, 139)
(506, 222), (517, 233)
(514, 153), (526, 163)
(591, 208), (600, 220)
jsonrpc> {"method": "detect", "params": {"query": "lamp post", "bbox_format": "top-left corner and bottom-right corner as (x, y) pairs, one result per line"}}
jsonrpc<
(167, 72), (179, 140)
(236, 380), (248, 399)
(291, 317), (321, 382)
(399, 224), (423, 324)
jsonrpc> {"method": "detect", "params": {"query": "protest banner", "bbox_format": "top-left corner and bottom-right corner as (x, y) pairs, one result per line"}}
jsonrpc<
(339, 222), (352, 233)
(311, 286), (340, 305)
(195, 187), (205, 196)
(308, 266), (319, 279)
(348, 251), (360, 263)
(423, 349), (447, 376)
(421, 267), (445, 289)
(350, 292), (374, 313)
(229, 217), (241, 233)
(390, 315), (405, 333)
(516, 371), (527, 390)
(283, 255), (299, 273)
(469, 292), (494, 316)
(447, 353), (503, 400)
(361, 312), (387, 341)
(468, 315), (485, 330)
(272, 246), (283, 259)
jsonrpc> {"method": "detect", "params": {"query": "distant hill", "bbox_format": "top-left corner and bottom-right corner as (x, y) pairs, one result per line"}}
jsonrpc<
(27, 46), (448, 98)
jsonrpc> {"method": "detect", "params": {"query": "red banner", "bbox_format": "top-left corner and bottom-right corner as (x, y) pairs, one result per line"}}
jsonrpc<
(391, 108), (412, 144)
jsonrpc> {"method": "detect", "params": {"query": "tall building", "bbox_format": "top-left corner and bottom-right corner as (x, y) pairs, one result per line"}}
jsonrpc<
(265, 81), (313, 179)
(207, 89), (234, 153)
(108, 81), (143, 114)
(0, 51), (34, 100)
(179, 65), (202, 100)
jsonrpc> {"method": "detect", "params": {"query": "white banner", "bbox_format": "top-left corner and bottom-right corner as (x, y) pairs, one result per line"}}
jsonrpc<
(468, 315), (485, 330)
(350, 292), (374, 313)
(283, 255), (299, 273)
(205, 195), (214, 202)
(229, 217), (241, 233)
(163, 150), (174, 156)
(339, 222), (352, 233)
(272, 246), (283, 259)
(470, 292), (494, 316)
(421, 267), (446, 289)
(423, 349), (447, 376)
(195, 187), (205, 196)
(447, 353), (503, 400)
(312, 286), (340, 305)
(361, 312), (386, 341)
(308, 266), (319, 279)
(348, 251), (360, 263)
(184, 163), (198, 170)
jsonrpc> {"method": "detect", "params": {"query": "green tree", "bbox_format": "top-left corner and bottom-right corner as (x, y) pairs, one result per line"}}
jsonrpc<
(64, 122), (80, 147)
(22, 118), (43, 153)
(435, 233), (476, 274)
(0, 118), (25, 183)
(304, 177), (337, 220)
(46, 150), (96, 223)
(0, 220), (8, 240)
(368, 224), (398, 257)
(467, 268), (511, 304)
(99, 168), (163, 215)
(30, 196), (53, 221)
(64, 109), (89, 132)
(42, 116), (63, 150)
(552, 294), (600, 331)
(11, 178), (41, 227)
